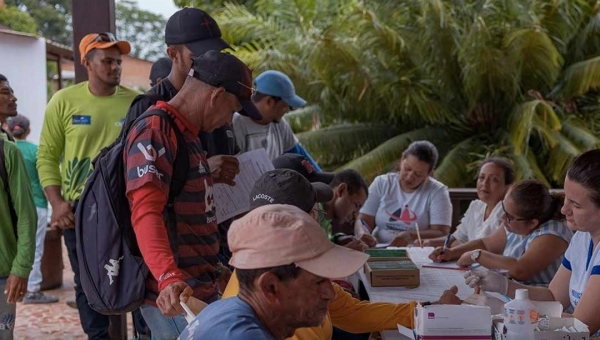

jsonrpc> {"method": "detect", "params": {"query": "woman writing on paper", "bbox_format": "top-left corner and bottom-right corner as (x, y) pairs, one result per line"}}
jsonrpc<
(430, 179), (572, 287)
(354, 141), (452, 247)
(464, 150), (600, 335)
(423, 158), (515, 247)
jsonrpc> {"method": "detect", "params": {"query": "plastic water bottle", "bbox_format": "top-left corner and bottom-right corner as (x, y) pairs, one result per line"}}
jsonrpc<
(503, 289), (539, 340)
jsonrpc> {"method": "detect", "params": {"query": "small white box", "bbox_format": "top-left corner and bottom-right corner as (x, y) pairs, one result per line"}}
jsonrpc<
(493, 318), (589, 340)
(398, 304), (492, 339)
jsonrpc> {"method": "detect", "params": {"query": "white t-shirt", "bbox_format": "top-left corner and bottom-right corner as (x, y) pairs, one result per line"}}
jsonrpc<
(563, 231), (600, 313)
(232, 113), (298, 160)
(360, 172), (452, 243)
(452, 200), (503, 243)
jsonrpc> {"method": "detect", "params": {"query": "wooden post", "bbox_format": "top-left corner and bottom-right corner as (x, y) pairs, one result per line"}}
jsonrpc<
(71, 1), (127, 339)
(72, 0), (116, 83)
(57, 56), (63, 90)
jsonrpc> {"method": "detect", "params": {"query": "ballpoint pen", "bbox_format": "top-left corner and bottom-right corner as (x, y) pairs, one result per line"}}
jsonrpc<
(440, 233), (452, 254)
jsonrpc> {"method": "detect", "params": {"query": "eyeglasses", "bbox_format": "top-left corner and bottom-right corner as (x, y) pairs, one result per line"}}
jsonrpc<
(501, 201), (528, 225)
(312, 208), (327, 223)
(93, 32), (117, 43)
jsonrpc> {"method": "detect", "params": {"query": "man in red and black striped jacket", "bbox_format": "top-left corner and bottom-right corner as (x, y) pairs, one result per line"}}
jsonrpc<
(123, 50), (261, 339)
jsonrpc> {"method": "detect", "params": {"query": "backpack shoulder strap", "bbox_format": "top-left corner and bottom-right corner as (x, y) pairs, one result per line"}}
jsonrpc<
(131, 108), (189, 264)
(121, 93), (166, 139)
(131, 108), (189, 198)
(0, 138), (19, 236)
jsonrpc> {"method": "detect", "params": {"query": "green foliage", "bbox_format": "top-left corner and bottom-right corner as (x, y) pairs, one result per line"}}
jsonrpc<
(6, 0), (71, 45)
(0, 5), (37, 34)
(5, 0), (166, 60)
(174, 0), (259, 13)
(116, 0), (168, 61)
(209, 0), (600, 187)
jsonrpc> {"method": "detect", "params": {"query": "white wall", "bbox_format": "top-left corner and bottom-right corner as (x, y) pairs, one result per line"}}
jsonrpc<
(0, 32), (48, 144)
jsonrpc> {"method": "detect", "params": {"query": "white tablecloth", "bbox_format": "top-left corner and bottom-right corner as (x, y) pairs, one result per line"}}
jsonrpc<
(358, 247), (505, 340)
(360, 247), (479, 303)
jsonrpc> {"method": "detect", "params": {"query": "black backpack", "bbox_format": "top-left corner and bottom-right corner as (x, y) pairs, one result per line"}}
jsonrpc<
(0, 130), (18, 235)
(75, 108), (188, 315)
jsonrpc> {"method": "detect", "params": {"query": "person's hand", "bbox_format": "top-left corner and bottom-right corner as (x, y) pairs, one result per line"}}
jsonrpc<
(464, 270), (508, 295)
(428, 246), (456, 263)
(359, 233), (377, 248)
(343, 239), (368, 252)
(217, 264), (232, 295)
(419, 239), (432, 247)
(457, 251), (476, 267)
(157, 281), (193, 317)
(390, 231), (413, 247)
(50, 199), (74, 229)
(436, 285), (462, 305)
(463, 292), (505, 314)
(336, 235), (357, 246)
(208, 155), (240, 186)
(4, 274), (27, 303)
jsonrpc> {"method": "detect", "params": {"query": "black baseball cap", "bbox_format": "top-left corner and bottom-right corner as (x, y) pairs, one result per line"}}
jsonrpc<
(273, 154), (335, 184)
(188, 51), (262, 120)
(149, 57), (172, 86)
(249, 169), (333, 212)
(165, 8), (230, 56)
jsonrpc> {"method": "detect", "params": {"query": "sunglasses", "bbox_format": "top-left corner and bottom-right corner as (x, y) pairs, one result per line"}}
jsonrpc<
(501, 201), (528, 225)
(93, 32), (117, 43)
(238, 81), (257, 97)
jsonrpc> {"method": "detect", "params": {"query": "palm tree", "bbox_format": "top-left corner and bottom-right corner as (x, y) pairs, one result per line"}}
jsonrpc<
(212, 0), (600, 187)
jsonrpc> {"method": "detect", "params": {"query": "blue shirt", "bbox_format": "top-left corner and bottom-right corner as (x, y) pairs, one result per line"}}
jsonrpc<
(503, 219), (572, 286)
(178, 296), (276, 340)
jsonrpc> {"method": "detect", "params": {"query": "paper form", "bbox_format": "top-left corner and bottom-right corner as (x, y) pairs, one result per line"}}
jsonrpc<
(212, 149), (274, 223)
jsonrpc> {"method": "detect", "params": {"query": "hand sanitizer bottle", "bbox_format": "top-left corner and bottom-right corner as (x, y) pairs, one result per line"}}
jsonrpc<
(503, 289), (539, 340)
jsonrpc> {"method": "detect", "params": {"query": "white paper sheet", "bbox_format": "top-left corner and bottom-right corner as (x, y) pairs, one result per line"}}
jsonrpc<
(213, 149), (274, 223)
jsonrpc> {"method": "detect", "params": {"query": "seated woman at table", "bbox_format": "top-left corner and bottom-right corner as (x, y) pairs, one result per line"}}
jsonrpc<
(355, 140), (452, 247)
(430, 179), (572, 287)
(424, 157), (515, 247)
(464, 150), (600, 335)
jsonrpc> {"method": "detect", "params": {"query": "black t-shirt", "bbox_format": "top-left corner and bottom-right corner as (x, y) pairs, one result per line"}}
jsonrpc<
(120, 78), (239, 158)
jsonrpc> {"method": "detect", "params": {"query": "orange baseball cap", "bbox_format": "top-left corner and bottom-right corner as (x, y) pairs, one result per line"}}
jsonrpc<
(79, 32), (131, 63)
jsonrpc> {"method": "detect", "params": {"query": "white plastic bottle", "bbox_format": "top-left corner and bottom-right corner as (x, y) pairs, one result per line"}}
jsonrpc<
(503, 289), (539, 340)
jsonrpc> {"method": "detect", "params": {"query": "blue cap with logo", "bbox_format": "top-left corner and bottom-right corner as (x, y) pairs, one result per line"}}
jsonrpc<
(255, 70), (307, 109)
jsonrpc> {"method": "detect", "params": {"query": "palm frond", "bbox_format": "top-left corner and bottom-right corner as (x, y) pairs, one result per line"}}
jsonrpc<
(434, 137), (483, 188)
(510, 100), (562, 155)
(335, 127), (449, 183)
(555, 56), (600, 98)
(458, 18), (519, 111)
(561, 117), (600, 149)
(215, 3), (283, 45)
(504, 28), (563, 92)
(297, 123), (402, 169)
(286, 105), (322, 133)
(511, 152), (551, 187)
(544, 130), (584, 183)
(536, 0), (590, 54)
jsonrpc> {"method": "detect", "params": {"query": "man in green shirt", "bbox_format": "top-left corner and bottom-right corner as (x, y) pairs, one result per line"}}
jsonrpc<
(0, 74), (37, 338)
(5, 115), (58, 305)
(37, 33), (138, 339)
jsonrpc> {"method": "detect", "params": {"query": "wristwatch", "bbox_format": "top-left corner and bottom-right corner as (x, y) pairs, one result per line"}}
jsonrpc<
(471, 249), (482, 263)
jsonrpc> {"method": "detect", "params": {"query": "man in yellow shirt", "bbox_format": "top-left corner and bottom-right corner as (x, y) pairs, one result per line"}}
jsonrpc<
(223, 169), (462, 339)
(37, 33), (139, 339)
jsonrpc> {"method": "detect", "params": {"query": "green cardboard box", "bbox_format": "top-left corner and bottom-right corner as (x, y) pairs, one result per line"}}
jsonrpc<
(365, 259), (420, 287)
(365, 248), (409, 260)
